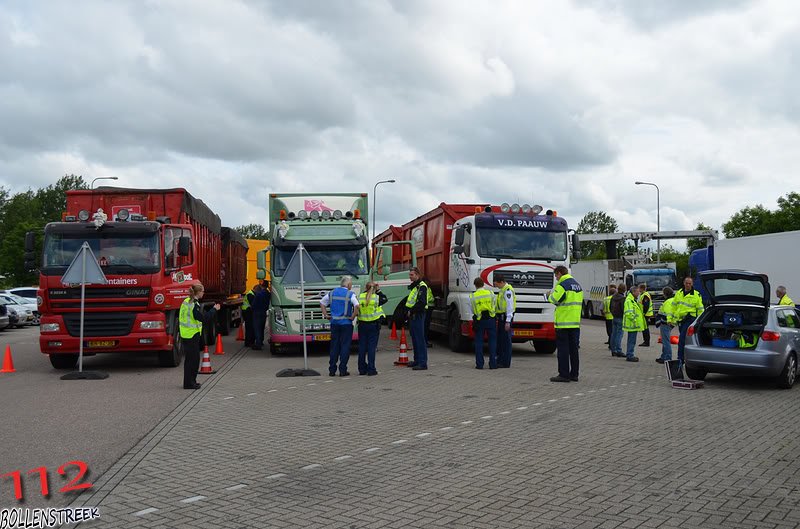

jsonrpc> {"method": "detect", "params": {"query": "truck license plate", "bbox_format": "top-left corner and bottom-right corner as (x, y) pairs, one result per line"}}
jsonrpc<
(88, 340), (116, 348)
(313, 334), (331, 341)
(513, 330), (535, 337)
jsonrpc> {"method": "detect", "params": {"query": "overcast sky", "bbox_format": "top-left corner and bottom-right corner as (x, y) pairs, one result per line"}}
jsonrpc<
(1, 0), (798, 251)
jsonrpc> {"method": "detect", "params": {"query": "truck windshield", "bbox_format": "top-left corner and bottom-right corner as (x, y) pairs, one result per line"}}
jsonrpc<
(272, 246), (369, 278)
(476, 228), (567, 261)
(42, 232), (161, 274)
(634, 272), (675, 290)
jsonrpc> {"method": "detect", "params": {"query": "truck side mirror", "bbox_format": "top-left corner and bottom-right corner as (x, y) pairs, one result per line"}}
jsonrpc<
(571, 232), (581, 261)
(257, 249), (267, 270)
(24, 232), (37, 271)
(453, 245), (464, 255)
(178, 236), (191, 257)
(454, 226), (465, 246)
(256, 270), (266, 280)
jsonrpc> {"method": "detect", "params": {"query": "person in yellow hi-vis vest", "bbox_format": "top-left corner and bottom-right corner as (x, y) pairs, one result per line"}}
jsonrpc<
(776, 286), (794, 306)
(180, 284), (220, 390)
(547, 266), (583, 382)
(471, 277), (496, 369)
(637, 284), (654, 347)
(602, 285), (617, 350)
(357, 282), (387, 376)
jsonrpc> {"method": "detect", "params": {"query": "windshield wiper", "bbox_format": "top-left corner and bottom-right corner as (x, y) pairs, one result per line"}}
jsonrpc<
(105, 263), (152, 275)
(345, 270), (361, 279)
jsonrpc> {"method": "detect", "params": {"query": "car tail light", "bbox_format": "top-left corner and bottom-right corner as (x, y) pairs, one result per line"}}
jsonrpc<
(761, 331), (781, 341)
(687, 325), (695, 337)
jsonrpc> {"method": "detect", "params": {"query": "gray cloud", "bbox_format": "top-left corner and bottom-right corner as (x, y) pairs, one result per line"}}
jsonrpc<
(578, 0), (754, 29)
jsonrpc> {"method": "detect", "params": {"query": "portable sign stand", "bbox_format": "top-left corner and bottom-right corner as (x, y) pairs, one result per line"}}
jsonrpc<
(60, 242), (110, 380)
(276, 243), (323, 377)
(664, 360), (704, 389)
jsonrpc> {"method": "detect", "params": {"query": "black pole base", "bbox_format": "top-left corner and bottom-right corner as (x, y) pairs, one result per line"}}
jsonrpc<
(276, 368), (321, 377)
(61, 370), (109, 380)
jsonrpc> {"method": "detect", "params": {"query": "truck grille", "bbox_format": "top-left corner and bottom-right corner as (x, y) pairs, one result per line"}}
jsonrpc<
(63, 312), (136, 337)
(49, 287), (150, 310)
(501, 270), (553, 289)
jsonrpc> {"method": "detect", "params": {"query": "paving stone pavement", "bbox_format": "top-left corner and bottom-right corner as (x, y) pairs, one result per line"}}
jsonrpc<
(69, 322), (800, 528)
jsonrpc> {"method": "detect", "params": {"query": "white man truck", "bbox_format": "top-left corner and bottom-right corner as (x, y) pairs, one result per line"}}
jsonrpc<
(373, 203), (581, 353)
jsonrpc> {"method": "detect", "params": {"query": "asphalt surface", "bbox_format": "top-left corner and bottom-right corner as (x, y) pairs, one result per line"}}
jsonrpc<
(0, 325), (242, 508)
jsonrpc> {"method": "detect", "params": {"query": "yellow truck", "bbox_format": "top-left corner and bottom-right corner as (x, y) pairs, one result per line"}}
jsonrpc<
(246, 239), (270, 290)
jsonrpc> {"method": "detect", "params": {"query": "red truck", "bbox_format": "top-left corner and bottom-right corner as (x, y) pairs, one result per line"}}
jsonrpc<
(33, 187), (247, 369)
(373, 203), (579, 353)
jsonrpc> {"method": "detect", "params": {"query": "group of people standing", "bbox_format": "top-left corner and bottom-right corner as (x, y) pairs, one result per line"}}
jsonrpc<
(602, 277), (705, 364)
(470, 274), (516, 370)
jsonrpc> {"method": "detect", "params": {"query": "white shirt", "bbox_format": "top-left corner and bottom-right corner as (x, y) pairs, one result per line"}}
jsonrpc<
(501, 288), (515, 323)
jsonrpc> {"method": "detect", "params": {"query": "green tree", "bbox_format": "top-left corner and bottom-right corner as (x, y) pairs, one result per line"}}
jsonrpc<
(576, 211), (620, 259)
(235, 223), (269, 239)
(655, 244), (690, 282)
(721, 192), (800, 238)
(687, 222), (714, 253)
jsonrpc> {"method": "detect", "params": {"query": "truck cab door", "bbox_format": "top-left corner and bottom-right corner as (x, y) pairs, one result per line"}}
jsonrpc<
(370, 241), (417, 319)
(164, 225), (195, 278)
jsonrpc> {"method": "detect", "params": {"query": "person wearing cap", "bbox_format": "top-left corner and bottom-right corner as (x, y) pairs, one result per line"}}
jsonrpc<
(493, 273), (516, 368)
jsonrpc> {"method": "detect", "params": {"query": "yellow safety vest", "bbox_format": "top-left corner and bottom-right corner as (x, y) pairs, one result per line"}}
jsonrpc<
(623, 293), (646, 332)
(471, 287), (495, 320)
(406, 281), (429, 309)
(496, 284), (516, 313)
(658, 297), (676, 326)
(242, 289), (253, 311)
(426, 286), (434, 307)
(357, 292), (385, 322)
(673, 288), (704, 321)
(779, 294), (794, 306)
(548, 274), (583, 329)
(603, 295), (613, 320)
(179, 297), (203, 339)
(639, 291), (654, 317)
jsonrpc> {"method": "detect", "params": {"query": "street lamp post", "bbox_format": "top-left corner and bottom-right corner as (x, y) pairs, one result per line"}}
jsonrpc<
(90, 176), (119, 189)
(635, 181), (660, 263)
(372, 179), (396, 247)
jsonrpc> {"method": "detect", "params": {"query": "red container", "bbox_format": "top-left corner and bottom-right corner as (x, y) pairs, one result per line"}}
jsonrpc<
(373, 203), (491, 296)
(221, 227), (248, 297)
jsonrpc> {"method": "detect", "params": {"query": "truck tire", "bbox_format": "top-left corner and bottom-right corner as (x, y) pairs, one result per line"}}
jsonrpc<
(448, 310), (470, 353)
(49, 354), (78, 370)
(776, 353), (797, 389)
(586, 303), (595, 319)
(218, 308), (231, 336)
(532, 341), (556, 354)
(158, 327), (183, 367)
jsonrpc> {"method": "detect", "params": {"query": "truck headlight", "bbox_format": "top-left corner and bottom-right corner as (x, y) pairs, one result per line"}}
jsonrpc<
(41, 323), (61, 332)
(140, 321), (165, 330)
(274, 308), (285, 326)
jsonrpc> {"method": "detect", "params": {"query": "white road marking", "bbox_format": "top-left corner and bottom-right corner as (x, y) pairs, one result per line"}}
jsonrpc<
(334, 455), (352, 461)
(499, 411), (511, 415)
(439, 427), (454, 431)
(181, 496), (206, 503)
(247, 393), (257, 396)
(600, 388), (607, 391)
(588, 390), (596, 393)
(533, 403), (542, 406)
(301, 464), (322, 470)
(461, 420), (473, 425)
(416, 433), (432, 438)
(365, 448), (380, 453)
(575, 393), (584, 396)
(323, 380), (334, 383)
(134, 508), (158, 516)
(516, 406), (528, 410)
(610, 385), (617, 388)
(562, 396), (570, 399)
(268, 389), (278, 393)
(391, 439), (409, 445)
(481, 416), (493, 420)
(547, 399), (558, 402)
(223, 396), (235, 400)
(288, 386), (297, 389)
(225, 484), (247, 491)
(306, 383), (317, 386)
(266, 473), (286, 480)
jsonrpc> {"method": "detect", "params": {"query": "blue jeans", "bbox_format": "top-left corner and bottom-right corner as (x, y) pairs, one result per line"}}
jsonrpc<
(611, 317), (623, 354)
(677, 318), (693, 361)
(409, 314), (428, 368)
(496, 319), (512, 368)
(329, 323), (353, 375)
(626, 331), (637, 358)
(357, 321), (380, 374)
(556, 328), (580, 379)
(659, 324), (673, 360)
(474, 318), (497, 369)
(253, 310), (267, 347)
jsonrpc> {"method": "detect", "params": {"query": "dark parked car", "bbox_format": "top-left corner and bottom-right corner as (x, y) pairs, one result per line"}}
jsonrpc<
(685, 270), (798, 389)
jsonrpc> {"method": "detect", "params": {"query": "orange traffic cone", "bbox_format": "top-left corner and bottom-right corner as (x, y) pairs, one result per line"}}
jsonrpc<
(214, 334), (225, 355)
(236, 324), (244, 342)
(670, 335), (679, 345)
(658, 336), (662, 344)
(394, 328), (409, 366)
(198, 346), (216, 374)
(390, 321), (398, 341)
(0, 345), (15, 373)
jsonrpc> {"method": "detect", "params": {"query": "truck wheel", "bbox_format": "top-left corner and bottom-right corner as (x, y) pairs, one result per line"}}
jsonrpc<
(269, 342), (279, 356)
(158, 327), (183, 367)
(49, 354), (78, 370)
(776, 353), (797, 389)
(448, 311), (470, 353)
(218, 308), (231, 336)
(532, 341), (556, 354)
(685, 366), (707, 381)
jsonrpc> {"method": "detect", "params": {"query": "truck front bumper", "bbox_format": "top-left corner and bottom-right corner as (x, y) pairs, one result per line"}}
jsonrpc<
(461, 320), (556, 342)
(39, 314), (172, 354)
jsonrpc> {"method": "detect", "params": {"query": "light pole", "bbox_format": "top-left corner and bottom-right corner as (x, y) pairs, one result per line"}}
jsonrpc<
(635, 181), (660, 263)
(372, 179), (396, 247)
(90, 176), (119, 189)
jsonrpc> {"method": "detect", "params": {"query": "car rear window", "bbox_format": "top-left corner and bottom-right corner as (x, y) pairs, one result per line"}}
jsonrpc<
(777, 309), (800, 328)
(12, 289), (37, 298)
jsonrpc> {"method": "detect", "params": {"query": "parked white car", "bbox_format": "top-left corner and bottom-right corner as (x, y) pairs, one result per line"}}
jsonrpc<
(0, 289), (40, 325)
(0, 295), (34, 327)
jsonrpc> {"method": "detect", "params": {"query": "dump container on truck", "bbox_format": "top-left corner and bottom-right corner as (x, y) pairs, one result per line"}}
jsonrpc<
(35, 187), (246, 369)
